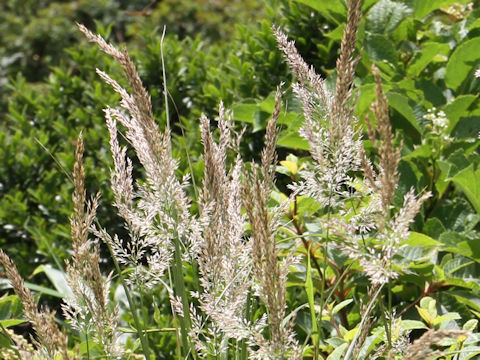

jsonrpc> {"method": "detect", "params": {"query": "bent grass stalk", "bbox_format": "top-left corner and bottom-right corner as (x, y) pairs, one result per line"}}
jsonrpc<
(344, 284), (384, 360)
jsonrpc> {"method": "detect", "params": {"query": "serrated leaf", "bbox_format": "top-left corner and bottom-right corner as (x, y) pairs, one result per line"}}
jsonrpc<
(366, 0), (412, 34)
(365, 34), (398, 64)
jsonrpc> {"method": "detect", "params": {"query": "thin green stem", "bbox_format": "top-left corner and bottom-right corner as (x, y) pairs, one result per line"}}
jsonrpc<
(85, 331), (90, 360)
(171, 237), (192, 358)
(344, 284), (384, 360)
(379, 294), (392, 350)
(316, 190), (334, 356)
(104, 236), (151, 359)
(160, 26), (170, 133)
(167, 268), (183, 359)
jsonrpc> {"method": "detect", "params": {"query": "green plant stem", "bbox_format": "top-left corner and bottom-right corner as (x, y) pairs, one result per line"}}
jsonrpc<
(160, 26), (170, 133)
(104, 237), (151, 359)
(292, 194), (323, 282)
(85, 332), (90, 360)
(239, 291), (252, 360)
(171, 233), (196, 359)
(317, 191), (334, 355)
(344, 284), (384, 360)
(378, 293), (392, 350)
(167, 268), (183, 359)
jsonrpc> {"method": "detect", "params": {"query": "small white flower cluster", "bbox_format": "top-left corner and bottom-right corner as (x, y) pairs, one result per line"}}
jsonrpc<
(423, 108), (453, 145)
(423, 108), (449, 129)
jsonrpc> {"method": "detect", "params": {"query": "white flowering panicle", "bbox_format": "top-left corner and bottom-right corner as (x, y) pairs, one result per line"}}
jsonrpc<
(187, 104), (256, 356)
(275, 5), (430, 287)
(78, 24), (204, 292)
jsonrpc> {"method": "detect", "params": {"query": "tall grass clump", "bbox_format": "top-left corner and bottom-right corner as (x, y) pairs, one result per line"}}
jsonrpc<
(1, 0), (478, 359)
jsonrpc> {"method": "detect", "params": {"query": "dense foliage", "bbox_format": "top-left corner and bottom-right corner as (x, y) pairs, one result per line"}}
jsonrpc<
(1, 0), (480, 359)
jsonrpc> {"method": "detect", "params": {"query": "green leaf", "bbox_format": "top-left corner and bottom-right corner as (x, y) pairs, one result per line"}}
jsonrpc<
(452, 116), (480, 139)
(443, 257), (474, 276)
(444, 95), (477, 132)
(442, 149), (473, 179)
(292, 0), (345, 23)
(326, 342), (348, 360)
(277, 131), (310, 150)
(416, 306), (434, 326)
(364, 34), (398, 64)
(463, 319), (478, 332)
(405, 232), (441, 247)
(411, 0), (472, 19)
(400, 320), (428, 330)
(232, 103), (257, 124)
(448, 290), (480, 313)
(0, 319), (25, 327)
(387, 92), (422, 133)
(407, 42), (450, 77)
(332, 299), (353, 316)
(451, 164), (480, 214)
(32, 264), (72, 298)
(458, 346), (480, 360)
(445, 37), (480, 93)
(444, 278), (480, 292)
(366, 0), (412, 34)
(0, 278), (64, 299)
(440, 232), (480, 262)
(325, 24), (345, 41)
(433, 312), (461, 326)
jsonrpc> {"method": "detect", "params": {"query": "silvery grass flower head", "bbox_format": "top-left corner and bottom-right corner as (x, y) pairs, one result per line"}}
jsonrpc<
(77, 24), (204, 292)
(275, 0), (430, 287)
(61, 134), (122, 358)
(274, 26), (364, 211)
(186, 104), (255, 356)
(0, 250), (71, 360)
(241, 85), (302, 360)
